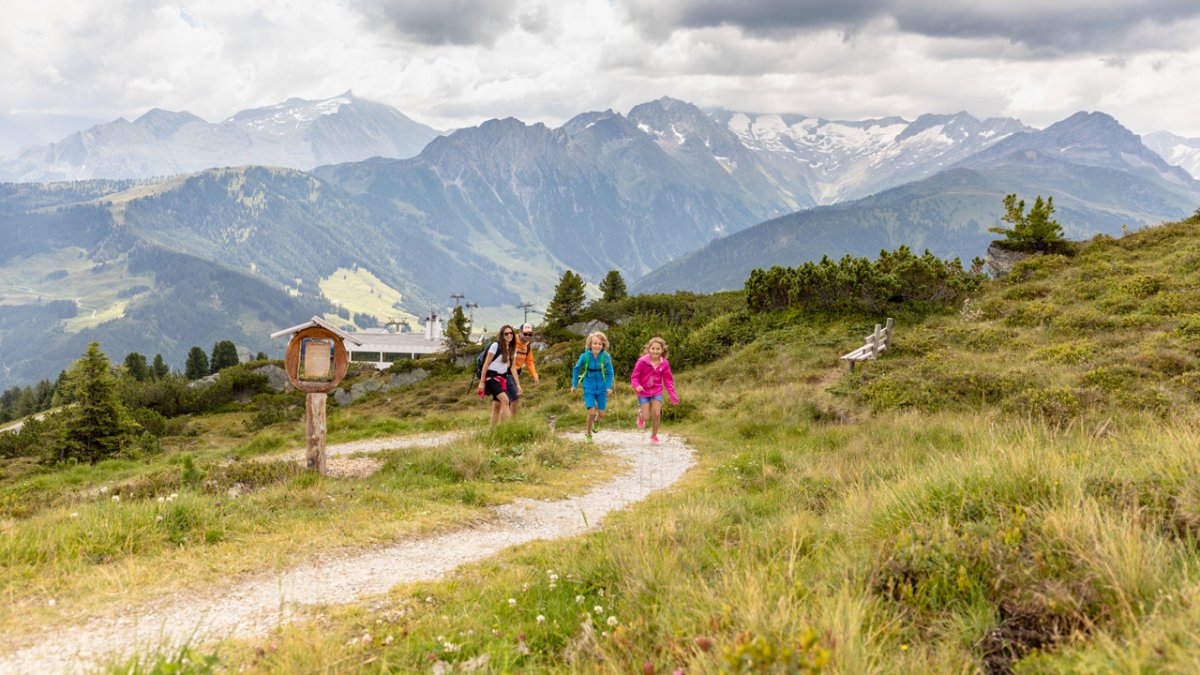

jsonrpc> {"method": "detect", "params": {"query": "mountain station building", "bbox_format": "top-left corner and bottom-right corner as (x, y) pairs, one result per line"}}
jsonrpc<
(345, 315), (446, 369)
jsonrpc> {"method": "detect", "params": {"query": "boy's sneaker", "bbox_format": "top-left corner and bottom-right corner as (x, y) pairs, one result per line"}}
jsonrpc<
(593, 422), (600, 433)
(585, 434), (593, 443)
(650, 435), (660, 445)
(636, 410), (645, 429)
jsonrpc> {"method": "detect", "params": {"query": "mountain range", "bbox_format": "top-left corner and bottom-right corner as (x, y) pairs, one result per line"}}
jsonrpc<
(635, 112), (1200, 293)
(0, 92), (441, 182)
(2, 95), (1199, 387)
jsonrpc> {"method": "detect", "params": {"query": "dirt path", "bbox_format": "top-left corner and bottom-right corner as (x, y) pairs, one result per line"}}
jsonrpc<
(0, 430), (695, 674)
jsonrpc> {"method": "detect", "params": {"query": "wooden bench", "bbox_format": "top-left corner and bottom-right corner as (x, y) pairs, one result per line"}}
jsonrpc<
(840, 318), (894, 371)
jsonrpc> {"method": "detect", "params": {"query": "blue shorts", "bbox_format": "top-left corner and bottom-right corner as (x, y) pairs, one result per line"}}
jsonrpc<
(638, 394), (664, 405)
(583, 390), (607, 411)
(505, 372), (519, 401)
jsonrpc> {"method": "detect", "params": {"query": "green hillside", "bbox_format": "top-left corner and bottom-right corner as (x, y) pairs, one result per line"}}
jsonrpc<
(4, 213), (1200, 672)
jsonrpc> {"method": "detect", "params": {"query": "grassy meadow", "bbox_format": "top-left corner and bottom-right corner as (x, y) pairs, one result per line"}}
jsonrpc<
(7, 213), (1200, 673)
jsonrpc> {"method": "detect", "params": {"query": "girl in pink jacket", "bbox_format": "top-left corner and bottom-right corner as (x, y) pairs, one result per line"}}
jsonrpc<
(629, 336), (679, 445)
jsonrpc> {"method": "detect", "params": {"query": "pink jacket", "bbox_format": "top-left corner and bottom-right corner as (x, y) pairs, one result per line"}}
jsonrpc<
(630, 354), (679, 404)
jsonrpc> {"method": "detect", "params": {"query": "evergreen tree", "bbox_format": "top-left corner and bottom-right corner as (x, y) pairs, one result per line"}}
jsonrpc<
(51, 342), (138, 464)
(544, 270), (587, 327)
(255, 351), (269, 361)
(123, 352), (150, 381)
(989, 193), (1066, 253)
(185, 346), (209, 380)
(444, 305), (471, 357)
(598, 270), (628, 302)
(209, 340), (239, 374)
(152, 353), (170, 379)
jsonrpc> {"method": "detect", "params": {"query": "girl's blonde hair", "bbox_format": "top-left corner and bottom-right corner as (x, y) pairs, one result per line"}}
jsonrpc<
(585, 331), (609, 350)
(642, 336), (668, 358)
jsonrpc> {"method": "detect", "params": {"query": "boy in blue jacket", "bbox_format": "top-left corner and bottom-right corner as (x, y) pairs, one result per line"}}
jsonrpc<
(570, 331), (615, 442)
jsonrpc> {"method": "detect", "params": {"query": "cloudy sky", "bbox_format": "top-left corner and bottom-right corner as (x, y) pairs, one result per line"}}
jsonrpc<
(5, 0), (1200, 137)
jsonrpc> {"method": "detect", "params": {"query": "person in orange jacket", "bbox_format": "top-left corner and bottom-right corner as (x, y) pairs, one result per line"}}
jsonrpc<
(509, 322), (539, 419)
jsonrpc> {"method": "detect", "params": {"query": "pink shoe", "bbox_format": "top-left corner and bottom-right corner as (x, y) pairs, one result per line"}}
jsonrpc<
(650, 435), (660, 445)
(637, 410), (645, 429)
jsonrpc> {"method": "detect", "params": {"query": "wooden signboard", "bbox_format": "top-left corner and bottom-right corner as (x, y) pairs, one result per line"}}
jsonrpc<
(274, 320), (356, 475)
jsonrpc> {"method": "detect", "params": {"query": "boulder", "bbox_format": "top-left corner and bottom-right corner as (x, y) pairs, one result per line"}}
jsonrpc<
(253, 364), (292, 392)
(984, 242), (1032, 278)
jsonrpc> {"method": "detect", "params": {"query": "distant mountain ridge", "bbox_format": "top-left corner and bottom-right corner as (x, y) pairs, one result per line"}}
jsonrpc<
(635, 112), (1200, 294)
(0, 92), (442, 182)
(1143, 130), (1200, 180)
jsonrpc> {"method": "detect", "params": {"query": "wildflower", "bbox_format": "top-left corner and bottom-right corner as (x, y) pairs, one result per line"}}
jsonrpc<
(694, 636), (713, 652)
(425, 596), (433, 603)
(386, 634), (394, 644)
(156, 515), (163, 522)
(594, 605), (603, 614)
(508, 598), (517, 607)
(598, 589), (604, 597)
(157, 497), (165, 503)
(607, 616), (618, 627)
(492, 629), (501, 637)
(442, 641), (460, 653)
(549, 583), (557, 590)
(537, 615), (545, 625)
(100, 486), (109, 494)
(47, 599), (56, 607)
(361, 633), (372, 644)
(112, 495), (120, 503)
(900, 644), (909, 651)
(69, 512), (79, 518)
(549, 573), (559, 582)
(575, 595), (584, 604)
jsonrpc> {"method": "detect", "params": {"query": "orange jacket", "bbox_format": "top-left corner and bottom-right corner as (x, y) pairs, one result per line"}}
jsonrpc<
(513, 336), (538, 380)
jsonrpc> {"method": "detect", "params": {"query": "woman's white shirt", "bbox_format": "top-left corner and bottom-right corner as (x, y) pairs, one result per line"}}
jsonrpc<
(486, 342), (510, 374)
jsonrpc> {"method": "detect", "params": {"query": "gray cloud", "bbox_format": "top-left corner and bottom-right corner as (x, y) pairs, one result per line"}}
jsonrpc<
(351, 0), (522, 46)
(620, 0), (1200, 55)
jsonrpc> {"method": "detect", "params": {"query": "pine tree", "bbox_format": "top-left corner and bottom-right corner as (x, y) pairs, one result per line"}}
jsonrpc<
(51, 342), (138, 464)
(209, 340), (239, 374)
(444, 305), (471, 357)
(598, 270), (628, 302)
(185, 346), (209, 380)
(545, 270), (587, 327)
(123, 352), (150, 381)
(255, 351), (269, 361)
(152, 353), (170, 379)
(989, 193), (1065, 253)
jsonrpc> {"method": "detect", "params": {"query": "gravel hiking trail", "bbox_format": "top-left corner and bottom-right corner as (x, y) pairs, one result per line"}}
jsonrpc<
(0, 430), (695, 674)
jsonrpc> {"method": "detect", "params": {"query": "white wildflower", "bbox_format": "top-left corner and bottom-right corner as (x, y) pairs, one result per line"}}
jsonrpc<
(508, 598), (517, 607)
(594, 605), (603, 614)
(575, 595), (584, 604)
(607, 616), (618, 627)
(111, 495), (120, 503)
(536, 615), (545, 624)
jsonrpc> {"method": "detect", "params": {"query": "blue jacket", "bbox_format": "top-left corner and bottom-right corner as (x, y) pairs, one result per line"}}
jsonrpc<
(571, 350), (614, 394)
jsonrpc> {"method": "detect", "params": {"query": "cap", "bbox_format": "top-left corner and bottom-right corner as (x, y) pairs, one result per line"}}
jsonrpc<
(521, 323), (534, 332)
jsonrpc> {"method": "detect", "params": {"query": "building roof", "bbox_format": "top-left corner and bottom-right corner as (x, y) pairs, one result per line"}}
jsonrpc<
(269, 316), (362, 345)
(349, 331), (445, 354)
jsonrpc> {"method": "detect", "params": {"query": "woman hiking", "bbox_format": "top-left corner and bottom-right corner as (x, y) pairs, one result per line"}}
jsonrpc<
(477, 325), (521, 429)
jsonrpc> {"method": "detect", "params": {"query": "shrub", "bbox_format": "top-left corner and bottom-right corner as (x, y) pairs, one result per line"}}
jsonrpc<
(745, 246), (984, 314)
(1005, 300), (1057, 327)
(1006, 386), (1081, 426)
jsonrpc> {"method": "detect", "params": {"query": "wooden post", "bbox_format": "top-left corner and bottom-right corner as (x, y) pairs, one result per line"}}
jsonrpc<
(884, 318), (894, 351)
(306, 392), (328, 475)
